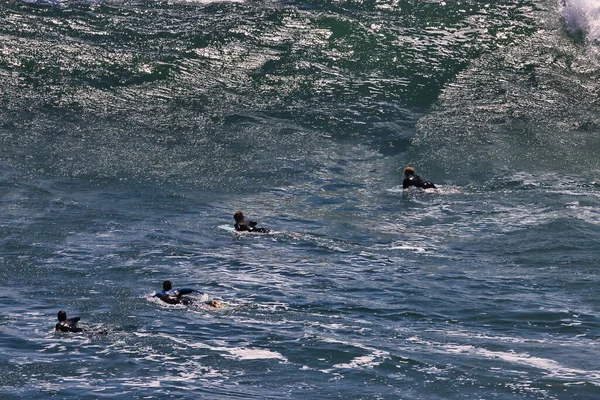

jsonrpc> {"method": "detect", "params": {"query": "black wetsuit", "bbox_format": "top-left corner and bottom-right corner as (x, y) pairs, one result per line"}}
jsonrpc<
(55, 317), (85, 333)
(234, 220), (269, 233)
(403, 175), (436, 189)
(155, 289), (194, 305)
(154, 289), (220, 307)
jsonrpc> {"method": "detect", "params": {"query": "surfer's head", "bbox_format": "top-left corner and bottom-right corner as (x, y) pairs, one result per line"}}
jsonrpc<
(234, 211), (244, 222)
(57, 310), (67, 322)
(404, 166), (415, 177)
(162, 280), (172, 291)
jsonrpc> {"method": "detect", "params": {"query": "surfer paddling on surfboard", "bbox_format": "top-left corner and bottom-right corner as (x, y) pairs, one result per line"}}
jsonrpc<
(55, 310), (85, 333)
(233, 211), (269, 233)
(154, 280), (221, 308)
(55, 310), (107, 334)
(402, 166), (436, 190)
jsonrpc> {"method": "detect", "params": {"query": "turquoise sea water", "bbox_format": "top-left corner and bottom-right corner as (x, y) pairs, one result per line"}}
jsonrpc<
(1, 0), (599, 398)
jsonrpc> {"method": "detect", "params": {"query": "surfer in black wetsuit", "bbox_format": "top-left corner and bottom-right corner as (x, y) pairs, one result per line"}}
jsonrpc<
(55, 310), (108, 335)
(155, 280), (220, 308)
(233, 211), (269, 233)
(55, 310), (85, 333)
(154, 280), (194, 305)
(402, 166), (436, 189)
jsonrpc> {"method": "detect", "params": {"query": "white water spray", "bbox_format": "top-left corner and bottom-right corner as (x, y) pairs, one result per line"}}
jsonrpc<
(561, 0), (600, 42)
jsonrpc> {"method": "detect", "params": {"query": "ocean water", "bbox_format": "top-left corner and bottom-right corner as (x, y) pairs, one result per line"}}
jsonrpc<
(0, 0), (599, 399)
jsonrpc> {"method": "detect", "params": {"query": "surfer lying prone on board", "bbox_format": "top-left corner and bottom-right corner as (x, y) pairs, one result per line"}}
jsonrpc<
(55, 310), (107, 334)
(233, 211), (269, 233)
(155, 280), (221, 308)
(402, 166), (436, 190)
(56, 310), (84, 333)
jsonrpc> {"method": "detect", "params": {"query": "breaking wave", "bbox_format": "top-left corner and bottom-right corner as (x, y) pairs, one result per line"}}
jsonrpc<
(561, 0), (600, 42)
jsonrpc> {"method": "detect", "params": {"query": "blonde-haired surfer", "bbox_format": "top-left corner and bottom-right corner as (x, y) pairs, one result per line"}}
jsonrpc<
(233, 211), (269, 233)
(402, 167), (436, 189)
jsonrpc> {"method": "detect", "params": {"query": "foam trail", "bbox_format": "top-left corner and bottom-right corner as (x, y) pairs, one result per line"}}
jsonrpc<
(561, 0), (600, 42)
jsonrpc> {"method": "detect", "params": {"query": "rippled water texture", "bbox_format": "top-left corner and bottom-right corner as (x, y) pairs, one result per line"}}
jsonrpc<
(0, 0), (599, 399)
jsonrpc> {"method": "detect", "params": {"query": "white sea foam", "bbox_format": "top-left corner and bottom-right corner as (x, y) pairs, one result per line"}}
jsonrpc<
(317, 336), (390, 373)
(444, 344), (600, 386)
(561, 0), (600, 42)
(332, 350), (388, 370)
(223, 347), (287, 361)
(388, 243), (428, 253)
(403, 332), (600, 386)
(217, 224), (235, 233)
(156, 333), (287, 361)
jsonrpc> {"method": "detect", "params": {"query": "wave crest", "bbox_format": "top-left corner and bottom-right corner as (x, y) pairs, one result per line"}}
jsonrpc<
(561, 0), (600, 42)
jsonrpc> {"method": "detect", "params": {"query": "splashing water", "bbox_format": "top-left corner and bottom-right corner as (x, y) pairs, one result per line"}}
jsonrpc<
(561, 0), (600, 42)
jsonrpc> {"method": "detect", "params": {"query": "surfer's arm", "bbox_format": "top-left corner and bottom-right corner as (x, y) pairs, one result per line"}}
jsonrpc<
(176, 288), (197, 295)
(157, 294), (180, 305)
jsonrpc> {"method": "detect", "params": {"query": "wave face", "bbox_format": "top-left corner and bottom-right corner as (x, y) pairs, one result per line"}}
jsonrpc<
(0, 0), (543, 190)
(414, 1), (600, 184)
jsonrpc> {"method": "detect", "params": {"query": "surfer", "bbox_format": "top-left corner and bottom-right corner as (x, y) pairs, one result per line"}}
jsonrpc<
(55, 310), (85, 333)
(233, 211), (269, 233)
(55, 310), (108, 334)
(402, 166), (436, 189)
(155, 280), (221, 308)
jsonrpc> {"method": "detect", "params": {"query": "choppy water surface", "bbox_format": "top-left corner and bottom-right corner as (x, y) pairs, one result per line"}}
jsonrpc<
(0, 0), (599, 399)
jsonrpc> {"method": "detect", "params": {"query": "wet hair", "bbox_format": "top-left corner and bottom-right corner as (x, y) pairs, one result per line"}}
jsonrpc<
(162, 280), (172, 291)
(57, 310), (67, 321)
(233, 211), (244, 222)
(404, 166), (415, 176)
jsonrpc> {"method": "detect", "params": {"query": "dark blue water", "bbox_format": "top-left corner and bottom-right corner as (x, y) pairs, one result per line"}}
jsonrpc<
(1, 0), (599, 398)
